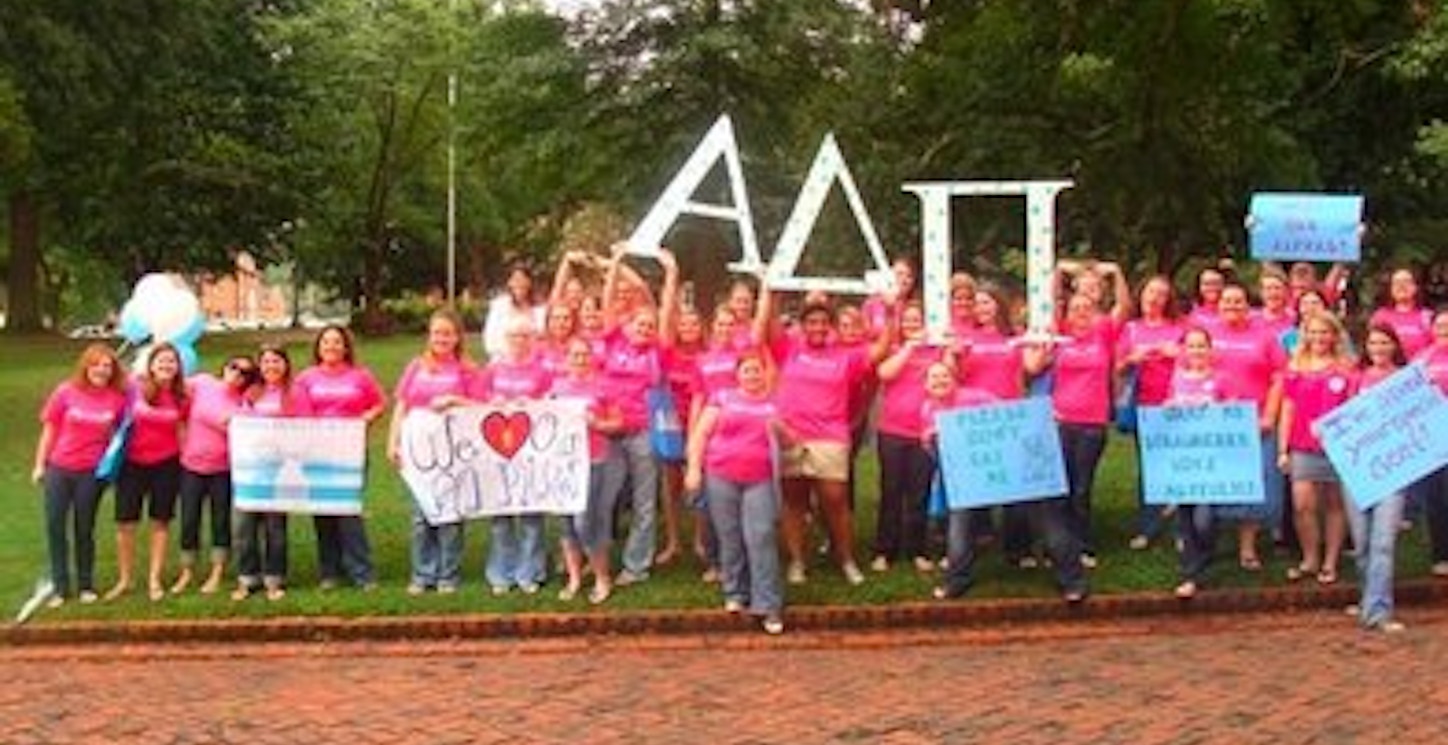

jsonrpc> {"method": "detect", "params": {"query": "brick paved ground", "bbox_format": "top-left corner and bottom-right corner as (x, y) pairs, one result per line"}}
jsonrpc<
(3, 606), (1446, 744)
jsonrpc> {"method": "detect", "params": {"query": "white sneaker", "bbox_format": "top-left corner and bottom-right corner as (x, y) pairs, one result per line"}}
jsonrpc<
(762, 615), (785, 635)
(786, 562), (807, 586)
(869, 556), (890, 572)
(78, 590), (98, 605)
(1431, 561), (1448, 577)
(615, 570), (647, 587)
(724, 599), (745, 614)
(912, 557), (936, 573)
(842, 562), (866, 586)
(1080, 554), (1099, 570)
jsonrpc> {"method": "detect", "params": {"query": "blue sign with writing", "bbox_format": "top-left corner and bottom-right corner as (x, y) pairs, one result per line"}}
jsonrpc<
(935, 397), (1066, 509)
(1138, 403), (1265, 505)
(1248, 192), (1363, 263)
(1318, 363), (1448, 510)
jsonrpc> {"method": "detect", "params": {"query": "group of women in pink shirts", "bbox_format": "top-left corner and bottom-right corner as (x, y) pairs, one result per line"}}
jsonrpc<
(33, 252), (1448, 634)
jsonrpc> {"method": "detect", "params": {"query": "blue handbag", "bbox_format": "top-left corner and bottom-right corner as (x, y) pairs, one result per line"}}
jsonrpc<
(95, 407), (134, 482)
(647, 354), (686, 462)
(1114, 364), (1140, 434)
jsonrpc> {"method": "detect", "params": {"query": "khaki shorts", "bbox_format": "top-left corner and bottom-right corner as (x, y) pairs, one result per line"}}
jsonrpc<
(780, 441), (851, 482)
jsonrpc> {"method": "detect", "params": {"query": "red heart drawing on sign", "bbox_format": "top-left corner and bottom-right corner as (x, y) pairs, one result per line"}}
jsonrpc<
(481, 411), (531, 459)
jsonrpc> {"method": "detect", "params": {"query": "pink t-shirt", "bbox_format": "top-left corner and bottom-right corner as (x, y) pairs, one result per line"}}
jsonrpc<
(294, 365), (385, 419)
(664, 346), (704, 428)
(600, 330), (661, 432)
(1283, 366), (1355, 453)
(877, 342), (946, 438)
(1417, 344), (1448, 395)
(1251, 307), (1297, 340)
(40, 382), (127, 472)
(1211, 320), (1287, 417)
(697, 345), (742, 397)
(1167, 369), (1222, 405)
(481, 356), (552, 401)
(1188, 305), (1221, 332)
(1370, 307), (1434, 357)
(248, 383), (314, 418)
(394, 358), (472, 411)
(774, 337), (869, 443)
(181, 374), (246, 474)
(536, 342), (571, 380)
(704, 388), (779, 484)
(1116, 318), (1183, 406)
(549, 375), (612, 463)
(959, 327), (1024, 401)
(1356, 365), (1397, 392)
(862, 296), (894, 338)
(1052, 320), (1118, 425)
(127, 385), (188, 465)
(920, 386), (998, 440)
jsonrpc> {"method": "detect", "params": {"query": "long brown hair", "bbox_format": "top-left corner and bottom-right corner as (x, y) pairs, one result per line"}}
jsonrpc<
(69, 343), (127, 393)
(422, 309), (474, 371)
(141, 342), (189, 407)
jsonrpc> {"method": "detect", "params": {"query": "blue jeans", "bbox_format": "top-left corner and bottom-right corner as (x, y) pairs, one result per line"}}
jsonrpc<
(1217, 431), (1284, 527)
(487, 515), (546, 588)
(1422, 466), (1448, 564)
(705, 474), (782, 615)
(941, 508), (977, 598)
(1059, 423), (1107, 555)
(1027, 496), (1088, 596)
(563, 455), (623, 554)
(234, 511), (288, 589)
(1346, 491), (1405, 627)
(1177, 505), (1214, 583)
(43, 466), (103, 596)
(314, 515), (373, 585)
(410, 505), (464, 590)
(614, 430), (659, 577)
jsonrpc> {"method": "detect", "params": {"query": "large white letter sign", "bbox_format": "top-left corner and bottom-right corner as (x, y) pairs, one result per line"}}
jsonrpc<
(626, 114), (763, 271)
(765, 133), (896, 295)
(902, 180), (1073, 339)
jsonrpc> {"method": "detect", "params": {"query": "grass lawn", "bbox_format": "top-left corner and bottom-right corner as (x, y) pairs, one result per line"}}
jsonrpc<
(1, 332), (1434, 623)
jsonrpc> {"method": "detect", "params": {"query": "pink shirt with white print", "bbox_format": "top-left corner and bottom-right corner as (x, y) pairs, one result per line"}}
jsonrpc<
(1052, 318), (1118, 426)
(1210, 319), (1286, 417)
(920, 386), (998, 441)
(181, 374), (246, 474)
(959, 327), (1024, 401)
(704, 388), (779, 484)
(1167, 369), (1222, 406)
(1116, 318), (1184, 406)
(773, 336), (869, 443)
(877, 342), (947, 439)
(394, 358), (472, 411)
(248, 383), (314, 418)
(600, 329), (662, 432)
(1370, 307), (1434, 357)
(1417, 343), (1448, 396)
(40, 382), (127, 472)
(549, 375), (613, 463)
(1283, 366), (1355, 453)
(294, 365), (385, 419)
(126, 384), (188, 465)
(481, 356), (552, 401)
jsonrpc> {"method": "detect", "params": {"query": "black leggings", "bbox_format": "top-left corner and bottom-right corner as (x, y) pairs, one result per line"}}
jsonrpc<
(178, 469), (232, 562)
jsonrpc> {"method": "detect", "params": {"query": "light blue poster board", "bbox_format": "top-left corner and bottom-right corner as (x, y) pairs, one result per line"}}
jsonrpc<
(936, 397), (1066, 509)
(1318, 363), (1448, 510)
(1137, 403), (1265, 505)
(230, 417), (366, 515)
(1248, 192), (1363, 262)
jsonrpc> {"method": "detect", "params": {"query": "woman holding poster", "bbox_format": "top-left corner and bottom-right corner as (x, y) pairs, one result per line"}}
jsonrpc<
(294, 325), (387, 592)
(1116, 276), (1184, 551)
(1209, 284), (1286, 572)
(685, 351), (791, 634)
(475, 316), (553, 595)
(550, 337), (623, 604)
(1276, 310), (1355, 586)
(1344, 325), (1410, 631)
(232, 344), (313, 601)
(106, 343), (189, 603)
(390, 309), (476, 595)
(1415, 309), (1448, 577)
(1165, 327), (1223, 599)
(32, 344), (128, 607)
(175, 356), (259, 595)
(923, 362), (997, 600)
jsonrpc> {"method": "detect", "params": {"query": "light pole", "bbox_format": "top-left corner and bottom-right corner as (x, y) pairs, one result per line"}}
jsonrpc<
(446, 0), (459, 306)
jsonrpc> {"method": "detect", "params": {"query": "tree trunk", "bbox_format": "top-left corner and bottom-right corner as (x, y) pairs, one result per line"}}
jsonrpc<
(6, 189), (43, 333)
(358, 237), (389, 335)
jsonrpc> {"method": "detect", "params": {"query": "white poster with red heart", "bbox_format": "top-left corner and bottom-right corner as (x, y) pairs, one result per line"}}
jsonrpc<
(398, 399), (590, 524)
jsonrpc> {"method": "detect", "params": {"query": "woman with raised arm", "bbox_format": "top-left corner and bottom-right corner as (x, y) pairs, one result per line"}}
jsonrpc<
(599, 245), (679, 586)
(232, 344), (314, 601)
(685, 350), (791, 634)
(174, 355), (259, 595)
(390, 309), (477, 595)
(33, 344), (128, 607)
(294, 325), (387, 592)
(772, 301), (888, 586)
(106, 343), (189, 602)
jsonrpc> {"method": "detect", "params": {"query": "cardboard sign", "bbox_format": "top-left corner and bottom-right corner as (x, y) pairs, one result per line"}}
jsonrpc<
(1318, 363), (1448, 510)
(1137, 403), (1266, 505)
(230, 417), (367, 515)
(935, 397), (1067, 508)
(399, 400), (590, 524)
(1248, 192), (1363, 262)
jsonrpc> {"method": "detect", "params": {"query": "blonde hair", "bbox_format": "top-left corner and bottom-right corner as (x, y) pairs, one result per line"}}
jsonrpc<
(1290, 309), (1354, 370)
